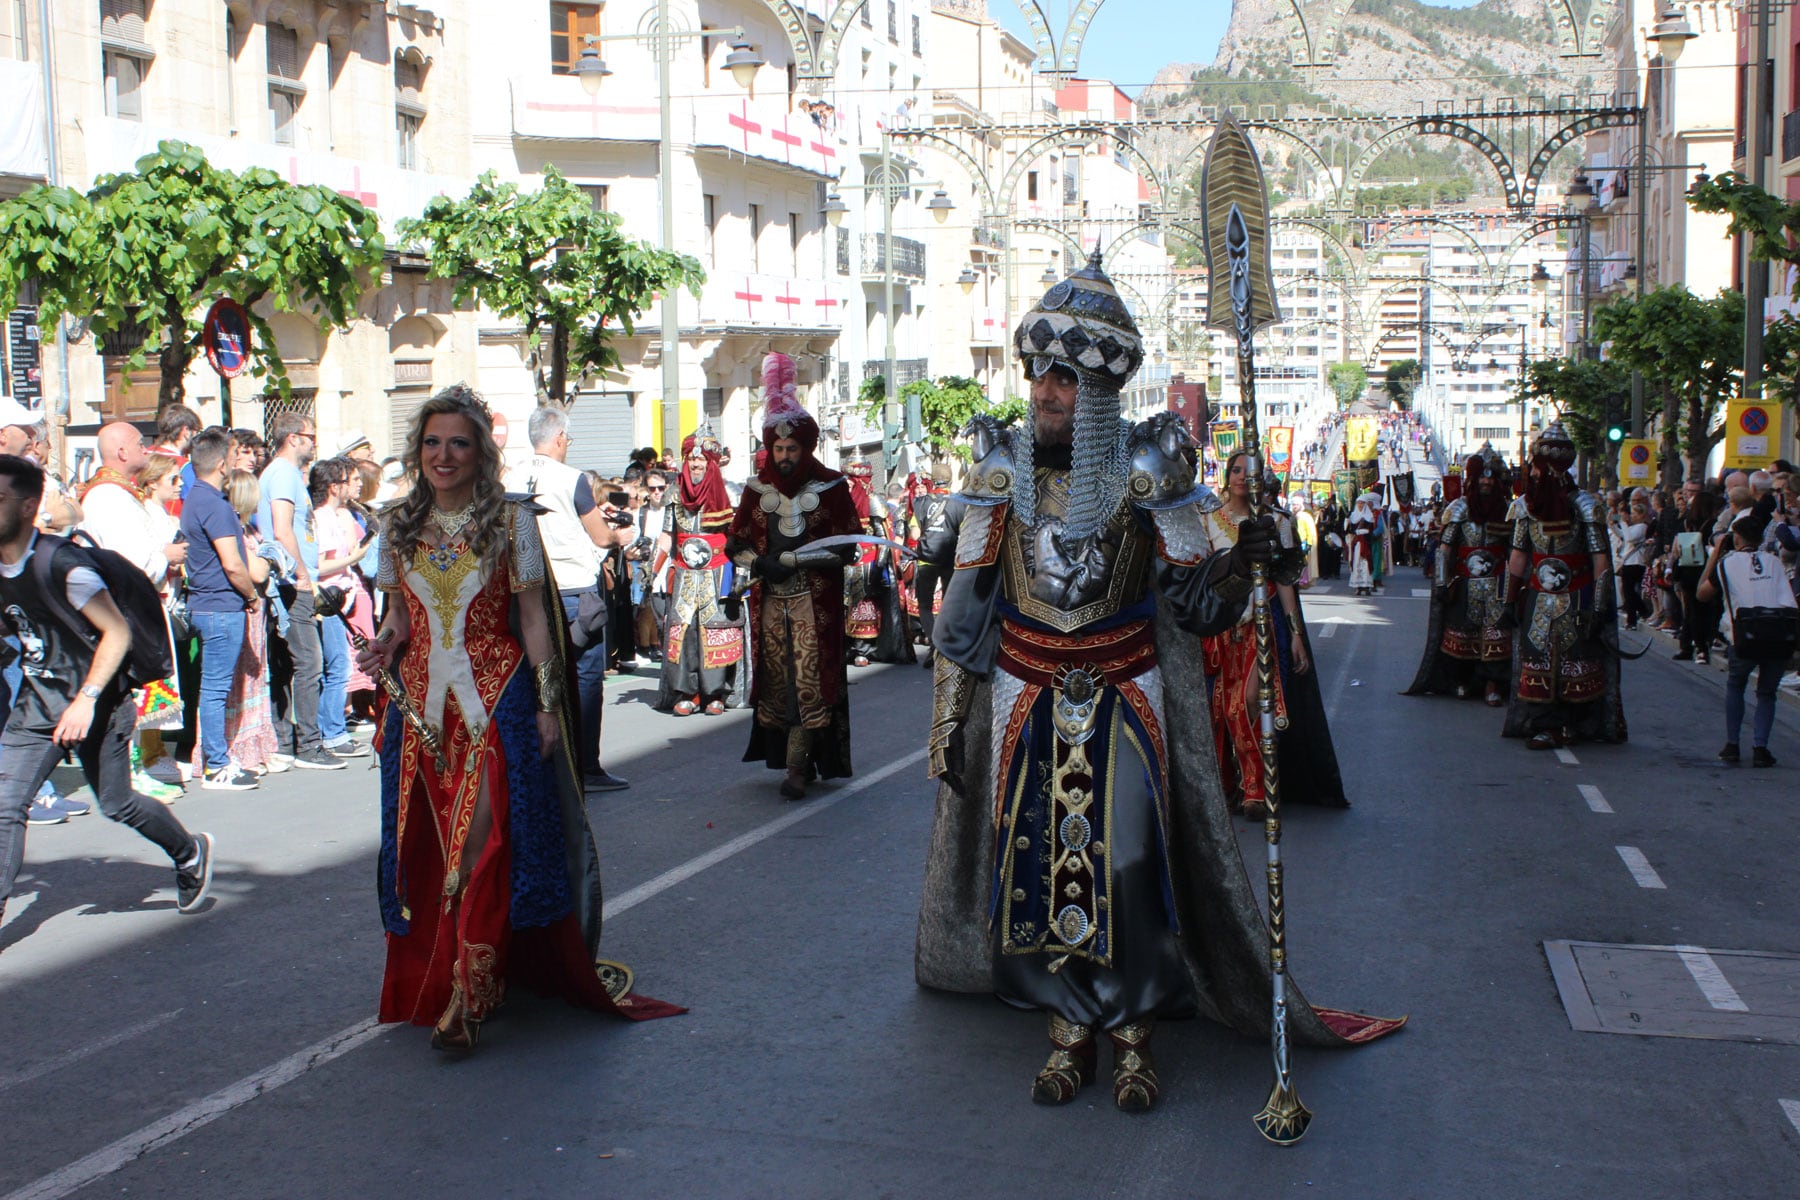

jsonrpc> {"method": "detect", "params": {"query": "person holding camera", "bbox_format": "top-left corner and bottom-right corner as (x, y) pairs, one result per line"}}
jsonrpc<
(504, 407), (631, 791)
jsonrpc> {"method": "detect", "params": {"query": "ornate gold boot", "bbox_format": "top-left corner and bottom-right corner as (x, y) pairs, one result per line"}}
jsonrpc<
(1030, 1014), (1096, 1105)
(1109, 1020), (1160, 1112)
(430, 983), (479, 1052)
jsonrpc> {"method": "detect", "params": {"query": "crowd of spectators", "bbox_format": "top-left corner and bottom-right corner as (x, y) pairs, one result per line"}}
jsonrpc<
(8, 404), (412, 827)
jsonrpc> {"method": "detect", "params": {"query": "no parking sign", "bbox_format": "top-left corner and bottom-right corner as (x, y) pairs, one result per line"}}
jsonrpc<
(1617, 438), (1655, 483)
(1725, 399), (1778, 469)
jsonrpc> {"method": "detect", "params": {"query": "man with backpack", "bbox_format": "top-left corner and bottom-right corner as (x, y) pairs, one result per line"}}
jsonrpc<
(1699, 509), (1796, 768)
(0, 454), (214, 920)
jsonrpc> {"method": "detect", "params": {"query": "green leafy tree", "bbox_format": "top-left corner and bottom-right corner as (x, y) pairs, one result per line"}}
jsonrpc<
(862, 375), (1021, 459)
(1524, 355), (1631, 476)
(1384, 357), (1421, 409)
(0, 140), (385, 407)
(1592, 286), (1742, 484)
(398, 168), (703, 403)
(1327, 361), (1368, 409)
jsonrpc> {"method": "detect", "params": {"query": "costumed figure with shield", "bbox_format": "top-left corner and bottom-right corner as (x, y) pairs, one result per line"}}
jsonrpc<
(653, 420), (750, 716)
(1500, 422), (1627, 748)
(1405, 444), (1515, 705)
(842, 455), (916, 667)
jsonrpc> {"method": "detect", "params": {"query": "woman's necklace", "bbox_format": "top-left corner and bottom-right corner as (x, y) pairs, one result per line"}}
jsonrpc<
(431, 500), (476, 542)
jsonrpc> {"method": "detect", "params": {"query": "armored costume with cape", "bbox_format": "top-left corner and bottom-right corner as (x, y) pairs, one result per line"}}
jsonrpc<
(1406, 446), (1514, 701)
(654, 420), (751, 714)
(842, 457), (915, 666)
(914, 254), (1399, 1112)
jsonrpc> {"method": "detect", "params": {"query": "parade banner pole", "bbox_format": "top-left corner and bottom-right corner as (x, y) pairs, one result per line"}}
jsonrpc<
(1202, 115), (1311, 1146)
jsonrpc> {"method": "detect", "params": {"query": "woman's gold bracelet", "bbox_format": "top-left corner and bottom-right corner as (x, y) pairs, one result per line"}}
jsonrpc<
(534, 660), (564, 713)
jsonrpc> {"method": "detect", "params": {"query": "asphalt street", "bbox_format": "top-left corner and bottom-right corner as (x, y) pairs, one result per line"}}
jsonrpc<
(2, 579), (1798, 1200)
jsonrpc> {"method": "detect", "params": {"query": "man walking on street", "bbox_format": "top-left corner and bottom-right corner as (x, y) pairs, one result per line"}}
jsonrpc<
(0, 454), (214, 921)
(503, 406), (631, 790)
(256, 413), (342, 771)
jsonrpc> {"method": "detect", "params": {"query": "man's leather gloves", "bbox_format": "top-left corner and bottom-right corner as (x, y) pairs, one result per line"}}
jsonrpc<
(755, 554), (795, 585)
(1229, 515), (1278, 575)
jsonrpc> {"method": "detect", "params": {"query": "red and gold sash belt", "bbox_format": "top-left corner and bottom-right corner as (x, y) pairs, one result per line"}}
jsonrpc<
(996, 618), (1157, 689)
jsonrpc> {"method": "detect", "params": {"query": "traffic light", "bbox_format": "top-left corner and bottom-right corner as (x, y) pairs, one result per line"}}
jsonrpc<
(1607, 423), (1624, 443)
(882, 421), (902, 465)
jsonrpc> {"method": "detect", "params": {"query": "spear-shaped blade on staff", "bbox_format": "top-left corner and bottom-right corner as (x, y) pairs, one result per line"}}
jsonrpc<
(1200, 113), (1312, 1146)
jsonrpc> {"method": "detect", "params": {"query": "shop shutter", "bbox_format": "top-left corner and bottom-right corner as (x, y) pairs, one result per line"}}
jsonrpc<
(564, 391), (635, 477)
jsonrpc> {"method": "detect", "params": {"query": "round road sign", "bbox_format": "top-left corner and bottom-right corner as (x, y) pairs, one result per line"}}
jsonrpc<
(1739, 405), (1770, 435)
(1629, 444), (1651, 465)
(202, 299), (252, 378)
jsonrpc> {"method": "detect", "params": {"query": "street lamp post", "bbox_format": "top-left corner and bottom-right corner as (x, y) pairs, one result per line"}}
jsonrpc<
(821, 137), (953, 473)
(575, 10), (763, 449)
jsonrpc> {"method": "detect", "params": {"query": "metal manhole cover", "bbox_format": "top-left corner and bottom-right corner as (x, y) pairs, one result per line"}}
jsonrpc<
(1545, 940), (1800, 1044)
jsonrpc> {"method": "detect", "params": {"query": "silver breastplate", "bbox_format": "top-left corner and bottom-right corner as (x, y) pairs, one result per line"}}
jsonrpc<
(1001, 469), (1151, 632)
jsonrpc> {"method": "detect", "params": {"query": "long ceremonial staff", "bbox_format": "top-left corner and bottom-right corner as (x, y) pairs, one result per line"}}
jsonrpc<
(1201, 116), (1311, 1145)
(316, 584), (449, 774)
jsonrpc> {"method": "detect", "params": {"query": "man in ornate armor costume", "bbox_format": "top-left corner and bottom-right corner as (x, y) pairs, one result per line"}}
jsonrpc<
(901, 464), (952, 666)
(841, 456), (914, 667)
(912, 253), (1401, 1113)
(1405, 445), (1514, 705)
(1501, 423), (1626, 748)
(653, 420), (749, 716)
(726, 353), (861, 799)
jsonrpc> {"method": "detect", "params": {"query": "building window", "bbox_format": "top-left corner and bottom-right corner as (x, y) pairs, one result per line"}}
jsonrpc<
(789, 212), (802, 273)
(911, 14), (921, 56)
(395, 52), (426, 169)
(267, 24), (304, 145)
(223, 11), (237, 128)
(1026, 171), (1038, 201)
(99, 0), (151, 121)
(703, 194), (718, 266)
(102, 49), (144, 120)
(578, 184), (608, 211)
(748, 203), (762, 272)
(887, 0), (898, 43)
(550, 2), (602, 74)
(859, 1), (871, 29)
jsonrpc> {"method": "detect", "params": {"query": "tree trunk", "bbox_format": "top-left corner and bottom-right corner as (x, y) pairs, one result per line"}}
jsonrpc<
(157, 298), (190, 410)
(549, 324), (568, 404)
(1685, 390), (1710, 482)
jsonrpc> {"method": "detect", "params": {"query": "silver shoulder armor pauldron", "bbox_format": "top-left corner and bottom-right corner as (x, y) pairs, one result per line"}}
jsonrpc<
(1125, 411), (1202, 510)
(958, 415), (1015, 507)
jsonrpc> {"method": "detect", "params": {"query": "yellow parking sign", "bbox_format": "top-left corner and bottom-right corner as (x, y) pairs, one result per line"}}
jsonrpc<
(1724, 399), (1778, 470)
(1617, 438), (1656, 484)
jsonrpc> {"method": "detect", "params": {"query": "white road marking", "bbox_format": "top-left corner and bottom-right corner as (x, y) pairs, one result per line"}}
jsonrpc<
(1411, 588), (1432, 597)
(0, 1011), (182, 1095)
(604, 748), (928, 918)
(1554, 747), (1579, 766)
(1781, 1099), (1800, 1136)
(7, 748), (931, 1200)
(1316, 622), (1337, 638)
(1577, 784), (1613, 814)
(1673, 946), (1749, 1012)
(0, 1018), (388, 1200)
(1615, 846), (1667, 889)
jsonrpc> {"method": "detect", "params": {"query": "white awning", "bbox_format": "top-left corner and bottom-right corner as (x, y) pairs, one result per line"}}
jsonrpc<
(0, 60), (48, 184)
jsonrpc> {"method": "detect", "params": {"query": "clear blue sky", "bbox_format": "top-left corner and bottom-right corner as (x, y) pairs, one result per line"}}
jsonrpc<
(988, 0), (1489, 97)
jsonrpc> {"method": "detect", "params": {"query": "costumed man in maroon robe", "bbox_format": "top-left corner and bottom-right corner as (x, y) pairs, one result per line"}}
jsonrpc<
(653, 420), (749, 715)
(726, 353), (862, 799)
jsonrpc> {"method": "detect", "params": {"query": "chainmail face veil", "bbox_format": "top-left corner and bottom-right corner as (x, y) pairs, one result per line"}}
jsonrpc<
(1012, 249), (1142, 540)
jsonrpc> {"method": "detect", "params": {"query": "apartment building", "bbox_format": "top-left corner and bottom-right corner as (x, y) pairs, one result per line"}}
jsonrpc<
(0, 0), (479, 460)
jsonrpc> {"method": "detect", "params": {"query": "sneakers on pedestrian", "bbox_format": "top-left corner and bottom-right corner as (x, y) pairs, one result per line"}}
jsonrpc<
(176, 832), (215, 913)
(46, 793), (91, 818)
(1753, 746), (1777, 769)
(265, 753), (294, 774)
(323, 739), (371, 759)
(26, 799), (68, 826)
(583, 769), (630, 792)
(344, 715), (375, 733)
(292, 747), (347, 770)
(133, 768), (185, 803)
(201, 765), (259, 791)
(1718, 743), (1740, 764)
(141, 755), (185, 786)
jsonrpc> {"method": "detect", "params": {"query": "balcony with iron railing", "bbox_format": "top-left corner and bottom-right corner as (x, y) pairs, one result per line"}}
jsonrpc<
(861, 233), (927, 280)
(863, 358), (930, 387)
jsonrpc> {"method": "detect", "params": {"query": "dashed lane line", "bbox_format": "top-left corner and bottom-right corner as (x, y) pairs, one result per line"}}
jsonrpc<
(1781, 1099), (1800, 1137)
(4, 748), (930, 1200)
(1554, 747), (1579, 766)
(1577, 784), (1613, 814)
(1316, 622), (1337, 638)
(1674, 946), (1750, 1012)
(1615, 846), (1667, 890)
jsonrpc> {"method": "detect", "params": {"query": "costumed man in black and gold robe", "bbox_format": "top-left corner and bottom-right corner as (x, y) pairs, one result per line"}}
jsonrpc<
(842, 457), (915, 667)
(727, 353), (862, 799)
(1405, 445), (1514, 706)
(913, 253), (1402, 1114)
(1500, 423), (1626, 748)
